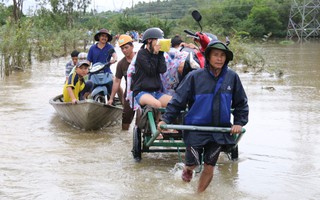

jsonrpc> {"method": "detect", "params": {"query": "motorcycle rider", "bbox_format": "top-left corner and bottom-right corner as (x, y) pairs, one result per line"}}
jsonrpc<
(87, 29), (117, 72)
(88, 29), (123, 102)
(108, 34), (136, 130)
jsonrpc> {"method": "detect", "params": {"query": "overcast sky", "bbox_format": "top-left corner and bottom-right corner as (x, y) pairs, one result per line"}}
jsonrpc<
(17, 0), (154, 13)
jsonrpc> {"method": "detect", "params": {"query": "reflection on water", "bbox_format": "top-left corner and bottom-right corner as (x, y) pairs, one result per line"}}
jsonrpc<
(1, 41), (320, 199)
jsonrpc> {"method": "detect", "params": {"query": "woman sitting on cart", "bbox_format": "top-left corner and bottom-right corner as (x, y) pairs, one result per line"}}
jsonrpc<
(128, 27), (172, 109)
(158, 40), (249, 193)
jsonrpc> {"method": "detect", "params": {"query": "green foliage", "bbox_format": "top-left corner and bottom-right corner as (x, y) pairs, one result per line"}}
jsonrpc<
(0, 18), (33, 76)
(0, 0), (298, 77)
(0, 3), (11, 25)
(148, 17), (175, 37)
(115, 15), (146, 33)
(131, 0), (197, 20)
(245, 6), (282, 37)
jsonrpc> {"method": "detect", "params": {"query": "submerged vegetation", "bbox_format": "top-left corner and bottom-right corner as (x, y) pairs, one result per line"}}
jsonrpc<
(0, 0), (314, 77)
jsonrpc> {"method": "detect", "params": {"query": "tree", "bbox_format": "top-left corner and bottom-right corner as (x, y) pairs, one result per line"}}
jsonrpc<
(245, 6), (282, 37)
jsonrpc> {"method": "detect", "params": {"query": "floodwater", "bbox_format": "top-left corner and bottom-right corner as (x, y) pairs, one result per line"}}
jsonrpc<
(1, 41), (320, 200)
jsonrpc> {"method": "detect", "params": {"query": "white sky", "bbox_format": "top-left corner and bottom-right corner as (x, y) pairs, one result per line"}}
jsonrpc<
(16, 0), (154, 13)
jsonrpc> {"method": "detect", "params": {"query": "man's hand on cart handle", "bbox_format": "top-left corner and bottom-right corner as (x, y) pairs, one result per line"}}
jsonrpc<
(230, 125), (242, 135)
(157, 121), (167, 132)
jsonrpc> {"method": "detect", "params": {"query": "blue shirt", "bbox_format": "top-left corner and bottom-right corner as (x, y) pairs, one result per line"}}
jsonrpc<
(87, 43), (115, 73)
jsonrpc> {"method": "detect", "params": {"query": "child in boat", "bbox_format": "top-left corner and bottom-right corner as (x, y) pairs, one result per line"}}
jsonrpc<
(65, 50), (79, 81)
(68, 52), (89, 81)
(63, 60), (93, 104)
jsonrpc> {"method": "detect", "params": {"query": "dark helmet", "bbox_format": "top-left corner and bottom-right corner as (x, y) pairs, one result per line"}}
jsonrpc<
(94, 29), (113, 42)
(205, 40), (233, 62)
(142, 27), (164, 43)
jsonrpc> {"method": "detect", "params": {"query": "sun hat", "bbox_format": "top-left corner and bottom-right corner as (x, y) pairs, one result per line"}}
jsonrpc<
(205, 40), (233, 61)
(94, 29), (113, 42)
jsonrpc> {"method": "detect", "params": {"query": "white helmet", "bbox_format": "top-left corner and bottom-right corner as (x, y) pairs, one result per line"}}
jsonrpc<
(78, 52), (88, 61)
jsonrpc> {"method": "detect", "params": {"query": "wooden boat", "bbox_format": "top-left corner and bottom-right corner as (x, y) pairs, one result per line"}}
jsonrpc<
(49, 94), (123, 130)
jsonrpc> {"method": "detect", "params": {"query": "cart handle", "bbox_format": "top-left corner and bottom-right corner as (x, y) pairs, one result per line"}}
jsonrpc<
(160, 124), (246, 133)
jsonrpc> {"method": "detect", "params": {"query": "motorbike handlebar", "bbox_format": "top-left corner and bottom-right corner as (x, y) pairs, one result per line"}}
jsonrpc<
(184, 29), (197, 37)
(186, 35), (200, 40)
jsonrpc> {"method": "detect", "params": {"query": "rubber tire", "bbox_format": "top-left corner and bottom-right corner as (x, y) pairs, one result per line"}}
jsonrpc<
(230, 146), (239, 160)
(93, 95), (105, 103)
(132, 126), (142, 161)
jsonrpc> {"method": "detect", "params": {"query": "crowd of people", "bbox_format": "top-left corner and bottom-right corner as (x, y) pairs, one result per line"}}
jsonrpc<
(62, 27), (249, 193)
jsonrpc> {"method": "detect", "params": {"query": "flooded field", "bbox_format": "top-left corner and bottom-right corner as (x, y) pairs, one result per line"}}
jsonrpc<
(1, 41), (319, 199)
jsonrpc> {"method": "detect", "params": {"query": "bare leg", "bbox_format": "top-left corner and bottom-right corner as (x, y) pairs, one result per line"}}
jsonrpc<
(117, 87), (124, 105)
(197, 163), (214, 193)
(158, 94), (172, 107)
(82, 92), (90, 99)
(138, 94), (163, 139)
(122, 123), (130, 130)
(138, 94), (162, 108)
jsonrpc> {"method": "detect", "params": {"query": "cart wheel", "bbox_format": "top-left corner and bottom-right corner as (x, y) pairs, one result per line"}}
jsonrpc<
(132, 126), (142, 161)
(230, 146), (239, 160)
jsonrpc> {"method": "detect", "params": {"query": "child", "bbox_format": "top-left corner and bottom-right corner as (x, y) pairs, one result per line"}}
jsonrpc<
(63, 60), (93, 104)
(68, 52), (89, 81)
(65, 50), (80, 81)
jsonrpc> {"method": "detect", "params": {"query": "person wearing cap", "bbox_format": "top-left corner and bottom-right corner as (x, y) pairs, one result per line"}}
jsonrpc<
(158, 40), (249, 193)
(87, 28), (118, 73)
(107, 34), (136, 130)
(65, 50), (80, 81)
(63, 60), (93, 104)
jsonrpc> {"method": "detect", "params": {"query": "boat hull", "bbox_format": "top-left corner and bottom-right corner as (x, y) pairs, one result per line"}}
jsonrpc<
(49, 95), (123, 130)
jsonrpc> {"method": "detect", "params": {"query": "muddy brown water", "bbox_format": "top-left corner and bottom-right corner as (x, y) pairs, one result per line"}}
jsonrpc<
(1, 41), (319, 199)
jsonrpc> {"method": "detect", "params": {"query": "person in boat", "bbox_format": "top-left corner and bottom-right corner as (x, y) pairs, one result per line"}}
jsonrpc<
(87, 28), (123, 101)
(63, 60), (94, 104)
(87, 28), (118, 73)
(107, 34), (136, 130)
(127, 27), (172, 109)
(65, 50), (79, 81)
(68, 52), (88, 80)
(158, 40), (249, 193)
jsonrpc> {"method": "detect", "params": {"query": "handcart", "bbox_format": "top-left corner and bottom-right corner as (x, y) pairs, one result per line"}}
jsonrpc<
(132, 106), (246, 162)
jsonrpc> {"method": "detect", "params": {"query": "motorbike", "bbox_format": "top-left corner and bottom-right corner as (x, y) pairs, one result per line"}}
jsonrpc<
(89, 62), (113, 103)
(179, 10), (230, 81)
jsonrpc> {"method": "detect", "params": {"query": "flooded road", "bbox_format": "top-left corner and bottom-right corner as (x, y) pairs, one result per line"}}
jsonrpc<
(1, 41), (320, 199)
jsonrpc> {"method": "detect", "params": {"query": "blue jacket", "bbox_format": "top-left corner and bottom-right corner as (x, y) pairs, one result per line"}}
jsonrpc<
(161, 64), (249, 146)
